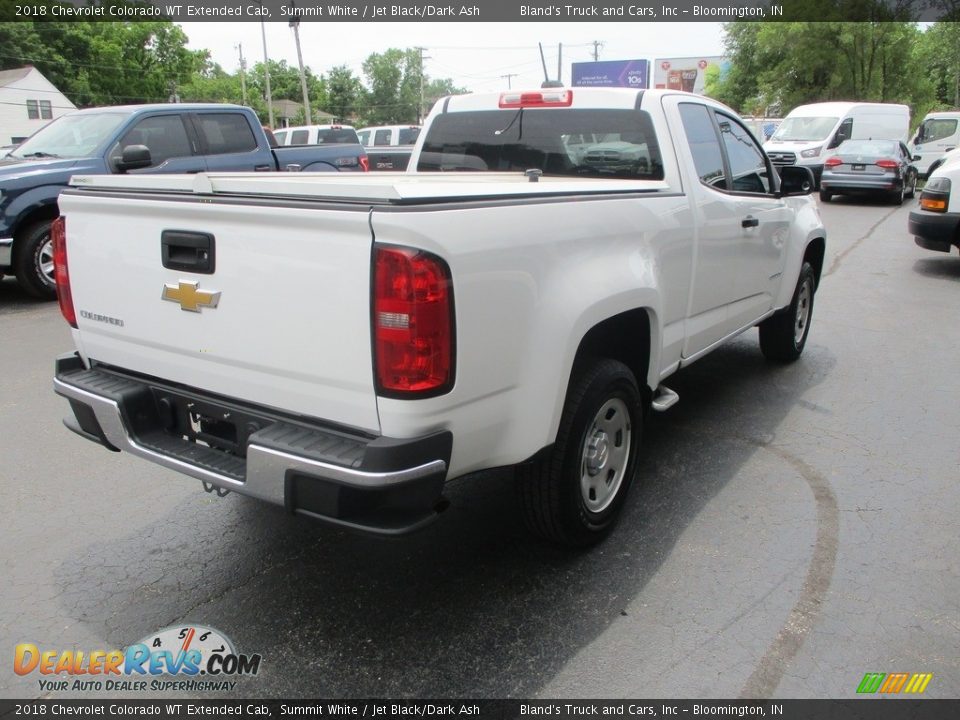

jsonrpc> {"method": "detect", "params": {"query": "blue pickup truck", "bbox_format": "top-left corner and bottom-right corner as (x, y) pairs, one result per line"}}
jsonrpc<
(0, 103), (368, 298)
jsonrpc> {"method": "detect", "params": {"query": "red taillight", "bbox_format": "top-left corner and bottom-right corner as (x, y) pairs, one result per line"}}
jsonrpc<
(499, 89), (573, 108)
(51, 216), (76, 328)
(359, 154), (370, 172)
(374, 246), (454, 397)
(824, 156), (843, 167)
(875, 159), (899, 169)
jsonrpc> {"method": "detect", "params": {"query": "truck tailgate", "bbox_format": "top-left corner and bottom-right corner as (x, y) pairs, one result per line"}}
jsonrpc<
(58, 191), (380, 433)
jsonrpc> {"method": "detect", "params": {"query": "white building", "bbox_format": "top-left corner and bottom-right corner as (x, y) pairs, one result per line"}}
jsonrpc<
(0, 66), (77, 146)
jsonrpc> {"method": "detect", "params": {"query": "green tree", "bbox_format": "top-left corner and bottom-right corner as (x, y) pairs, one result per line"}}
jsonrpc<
(711, 20), (934, 119)
(325, 65), (364, 122)
(360, 48), (421, 124)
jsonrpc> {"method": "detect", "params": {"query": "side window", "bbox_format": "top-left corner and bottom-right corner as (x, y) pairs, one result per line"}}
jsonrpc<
(374, 129), (391, 146)
(715, 111), (771, 194)
(273, 130), (288, 145)
(118, 115), (193, 166)
(290, 129), (309, 145)
(398, 127), (420, 145)
(195, 114), (258, 155)
(357, 130), (370, 145)
(679, 103), (727, 189)
(830, 118), (853, 148)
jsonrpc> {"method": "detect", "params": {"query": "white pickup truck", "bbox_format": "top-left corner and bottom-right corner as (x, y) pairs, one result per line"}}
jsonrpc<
(53, 88), (826, 546)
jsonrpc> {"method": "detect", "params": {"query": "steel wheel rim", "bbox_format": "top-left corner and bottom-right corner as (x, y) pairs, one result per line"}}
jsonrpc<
(38, 236), (54, 284)
(794, 279), (812, 345)
(580, 397), (632, 514)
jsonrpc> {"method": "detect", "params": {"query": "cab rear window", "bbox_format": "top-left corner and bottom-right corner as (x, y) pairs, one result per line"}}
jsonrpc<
(417, 108), (664, 179)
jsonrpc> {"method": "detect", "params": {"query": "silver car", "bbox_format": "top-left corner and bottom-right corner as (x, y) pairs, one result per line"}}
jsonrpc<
(819, 138), (918, 205)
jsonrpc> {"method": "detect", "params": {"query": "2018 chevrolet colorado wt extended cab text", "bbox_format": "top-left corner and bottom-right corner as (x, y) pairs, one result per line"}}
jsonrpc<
(52, 88), (826, 546)
(0, 104), (368, 298)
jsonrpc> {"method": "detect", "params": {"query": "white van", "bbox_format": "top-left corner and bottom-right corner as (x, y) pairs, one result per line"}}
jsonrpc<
(272, 124), (360, 146)
(907, 111), (960, 177)
(764, 102), (910, 184)
(357, 125), (421, 147)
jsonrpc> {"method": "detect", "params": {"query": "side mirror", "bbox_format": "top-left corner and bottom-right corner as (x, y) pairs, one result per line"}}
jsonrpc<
(913, 154), (922, 162)
(777, 165), (815, 196)
(117, 144), (152, 173)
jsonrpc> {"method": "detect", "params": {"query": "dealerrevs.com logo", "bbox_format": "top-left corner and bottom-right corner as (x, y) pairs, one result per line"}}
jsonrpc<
(14, 625), (261, 693)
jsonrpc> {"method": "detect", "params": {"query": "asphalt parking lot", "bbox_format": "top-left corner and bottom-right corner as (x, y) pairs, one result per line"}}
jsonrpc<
(1, 196), (958, 700)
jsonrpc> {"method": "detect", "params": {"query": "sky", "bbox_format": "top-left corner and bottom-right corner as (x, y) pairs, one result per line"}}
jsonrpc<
(178, 22), (729, 94)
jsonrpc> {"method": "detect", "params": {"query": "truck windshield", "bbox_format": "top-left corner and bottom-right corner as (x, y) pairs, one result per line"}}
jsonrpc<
(770, 116), (839, 142)
(417, 108), (664, 179)
(919, 118), (958, 144)
(10, 113), (128, 160)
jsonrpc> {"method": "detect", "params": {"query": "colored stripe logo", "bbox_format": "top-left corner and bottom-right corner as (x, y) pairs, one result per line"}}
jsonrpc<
(857, 672), (933, 694)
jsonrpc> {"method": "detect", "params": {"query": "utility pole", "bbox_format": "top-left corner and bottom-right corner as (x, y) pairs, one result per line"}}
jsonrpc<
(591, 40), (603, 62)
(500, 73), (517, 89)
(416, 47), (430, 123)
(237, 43), (248, 106)
(290, 2), (311, 125)
(259, 11), (275, 128)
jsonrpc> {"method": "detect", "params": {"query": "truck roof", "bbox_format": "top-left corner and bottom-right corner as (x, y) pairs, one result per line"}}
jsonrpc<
(67, 103), (249, 115)
(69, 171), (668, 204)
(435, 87), (721, 113)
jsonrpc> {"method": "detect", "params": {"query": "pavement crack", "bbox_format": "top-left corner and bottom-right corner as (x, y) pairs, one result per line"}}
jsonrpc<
(738, 443), (840, 698)
(824, 207), (898, 277)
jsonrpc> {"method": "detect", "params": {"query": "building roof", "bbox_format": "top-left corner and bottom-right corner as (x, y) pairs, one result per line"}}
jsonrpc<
(0, 66), (34, 88)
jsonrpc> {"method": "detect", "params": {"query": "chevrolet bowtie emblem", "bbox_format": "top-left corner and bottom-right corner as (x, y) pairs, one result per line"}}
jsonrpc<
(161, 281), (221, 312)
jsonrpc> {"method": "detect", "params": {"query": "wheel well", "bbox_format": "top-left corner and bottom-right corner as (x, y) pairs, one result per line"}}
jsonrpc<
(804, 237), (826, 289)
(571, 309), (652, 400)
(14, 204), (59, 243)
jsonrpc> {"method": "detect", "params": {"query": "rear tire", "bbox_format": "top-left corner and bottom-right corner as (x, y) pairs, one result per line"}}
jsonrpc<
(759, 261), (816, 363)
(14, 219), (56, 300)
(517, 359), (643, 547)
(819, 189), (832, 202)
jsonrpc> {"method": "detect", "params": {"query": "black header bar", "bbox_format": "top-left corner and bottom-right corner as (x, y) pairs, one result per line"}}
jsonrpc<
(1, 0), (956, 23)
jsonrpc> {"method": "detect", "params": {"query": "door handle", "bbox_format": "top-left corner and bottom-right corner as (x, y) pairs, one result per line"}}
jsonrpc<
(254, 164), (272, 172)
(161, 230), (215, 274)
(742, 216), (760, 228)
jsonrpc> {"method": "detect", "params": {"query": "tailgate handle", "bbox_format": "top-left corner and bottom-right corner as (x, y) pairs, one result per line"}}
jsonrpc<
(161, 231), (215, 274)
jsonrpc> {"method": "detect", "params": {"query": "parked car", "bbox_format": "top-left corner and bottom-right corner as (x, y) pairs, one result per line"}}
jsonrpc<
(357, 124), (421, 147)
(0, 105), (368, 298)
(819, 138), (918, 204)
(272, 124), (361, 146)
(909, 149), (960, 254)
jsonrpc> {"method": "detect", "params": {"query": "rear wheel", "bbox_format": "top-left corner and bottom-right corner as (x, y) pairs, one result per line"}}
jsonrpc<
(819, 189), (833, 202)
(14, 219), (56, 300)
(759, 261), (816, 363)
(517, 358), (643, 547)
(889, 182), (905, 206)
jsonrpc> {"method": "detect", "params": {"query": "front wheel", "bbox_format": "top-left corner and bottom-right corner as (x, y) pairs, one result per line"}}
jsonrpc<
(14, 219), (57, 300)
(905, 173), (917, 199)
(517, 358), (643, 547)
(759, 261), (816, 363)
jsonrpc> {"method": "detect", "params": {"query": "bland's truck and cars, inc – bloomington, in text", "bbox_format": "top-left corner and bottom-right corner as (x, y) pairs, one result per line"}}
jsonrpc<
(52, 87), (826, 546)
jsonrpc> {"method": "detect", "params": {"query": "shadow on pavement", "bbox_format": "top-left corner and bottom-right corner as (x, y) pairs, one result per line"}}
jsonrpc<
(52, 334), (836, 697)
(912, 256), (960, 281)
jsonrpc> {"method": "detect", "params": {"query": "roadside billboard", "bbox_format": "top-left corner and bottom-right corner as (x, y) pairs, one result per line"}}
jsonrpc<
(653, 57), (728, 95)
(571, 59), (649, 89)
